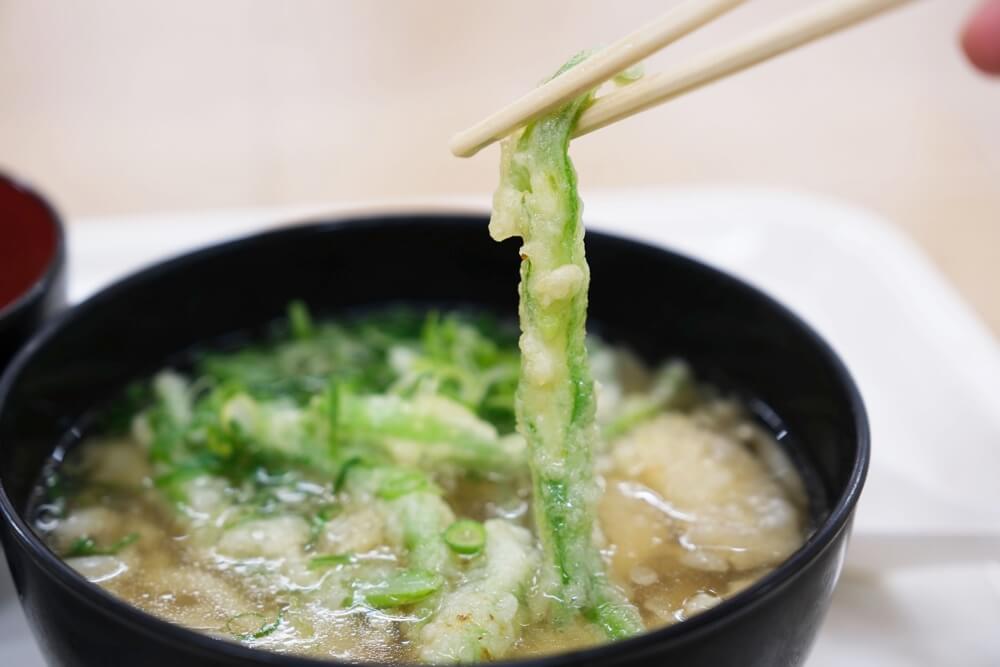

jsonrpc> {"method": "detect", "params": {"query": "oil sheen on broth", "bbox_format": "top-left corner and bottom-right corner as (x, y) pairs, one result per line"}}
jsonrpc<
(34, 308), (807, 664)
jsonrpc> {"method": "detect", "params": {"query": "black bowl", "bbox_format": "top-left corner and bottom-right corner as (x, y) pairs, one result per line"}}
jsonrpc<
(0, 214), (867, 667)
(0, 173), (66, 372)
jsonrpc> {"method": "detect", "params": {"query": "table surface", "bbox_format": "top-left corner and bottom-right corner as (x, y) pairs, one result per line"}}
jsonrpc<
(1, 0), (998, 334)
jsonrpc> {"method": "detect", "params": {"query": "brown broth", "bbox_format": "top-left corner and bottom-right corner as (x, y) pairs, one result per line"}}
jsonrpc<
(36, 396), (807, 664)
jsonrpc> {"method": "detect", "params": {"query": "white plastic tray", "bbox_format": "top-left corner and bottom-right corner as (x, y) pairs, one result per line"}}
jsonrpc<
(2, 187), (997, 665)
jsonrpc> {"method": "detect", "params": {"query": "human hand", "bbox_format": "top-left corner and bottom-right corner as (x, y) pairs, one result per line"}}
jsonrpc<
(963, 0), (1000, 73)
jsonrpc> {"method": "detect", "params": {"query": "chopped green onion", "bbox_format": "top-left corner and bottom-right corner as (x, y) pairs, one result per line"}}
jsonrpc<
(307, 553), (355, 570)
(363, 570), (443, 608)
(443, 519), (486, 555)
(225, 611), (282, 640)
(64, 532), (139, 558)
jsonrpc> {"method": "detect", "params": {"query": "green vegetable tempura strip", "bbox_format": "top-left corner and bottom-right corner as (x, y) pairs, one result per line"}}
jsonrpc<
(331, 386), (526, 474)
(387, 486), (456, 577)
(419, 520), (540, 663)
(340, 463), (455, 606)
(489, 55), (643, 638)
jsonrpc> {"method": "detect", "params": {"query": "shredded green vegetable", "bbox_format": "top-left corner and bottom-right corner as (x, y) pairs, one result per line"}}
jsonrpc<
(330, 385), (525, 474)
(603, 361), (693, 440)
(64, 532), (139, 558)
(308, 553), (355, 570)
(128, 308), (522, 504)
(225, 611), (283, 640)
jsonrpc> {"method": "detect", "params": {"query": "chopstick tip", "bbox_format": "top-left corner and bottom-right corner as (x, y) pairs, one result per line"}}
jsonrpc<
(449, 132), (483, 158)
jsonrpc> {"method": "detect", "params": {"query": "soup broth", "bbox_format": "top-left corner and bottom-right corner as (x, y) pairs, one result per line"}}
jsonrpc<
(34, 308), (807, 664)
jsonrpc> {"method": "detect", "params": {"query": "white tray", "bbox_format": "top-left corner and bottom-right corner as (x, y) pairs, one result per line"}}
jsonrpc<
(3, 187), (998, 666)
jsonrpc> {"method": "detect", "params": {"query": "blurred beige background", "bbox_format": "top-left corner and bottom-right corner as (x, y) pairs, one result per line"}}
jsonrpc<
(1, 0), (998, 333)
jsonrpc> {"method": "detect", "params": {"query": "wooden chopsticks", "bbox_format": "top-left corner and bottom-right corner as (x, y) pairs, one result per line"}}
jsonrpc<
(448, 0), (746, 158)
(450, 0), (916, 158)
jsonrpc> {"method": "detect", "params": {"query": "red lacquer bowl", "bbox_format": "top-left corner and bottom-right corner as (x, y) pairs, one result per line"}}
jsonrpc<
(0, 173), (66, 370)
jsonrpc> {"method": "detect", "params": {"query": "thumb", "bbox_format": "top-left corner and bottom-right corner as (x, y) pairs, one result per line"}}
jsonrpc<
(962, 0), (1000, 74)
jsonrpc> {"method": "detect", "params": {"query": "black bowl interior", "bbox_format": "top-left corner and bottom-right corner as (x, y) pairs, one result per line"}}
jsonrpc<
(0, 214), (867, 667)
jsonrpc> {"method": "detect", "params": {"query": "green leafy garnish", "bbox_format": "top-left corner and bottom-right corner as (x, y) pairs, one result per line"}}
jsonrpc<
(64, 532), (139, 558)
(443, 519), (486, 556)
(362, 570), (443, 608)
(225, 611), (282, 640)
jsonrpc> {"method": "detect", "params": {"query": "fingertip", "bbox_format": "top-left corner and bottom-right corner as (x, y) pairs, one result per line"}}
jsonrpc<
(963, 0), (1000, 74)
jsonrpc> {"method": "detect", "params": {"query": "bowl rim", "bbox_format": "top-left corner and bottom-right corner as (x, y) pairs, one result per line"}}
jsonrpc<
(0, 213), (869, 667)
(0, 171), (66, 324)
